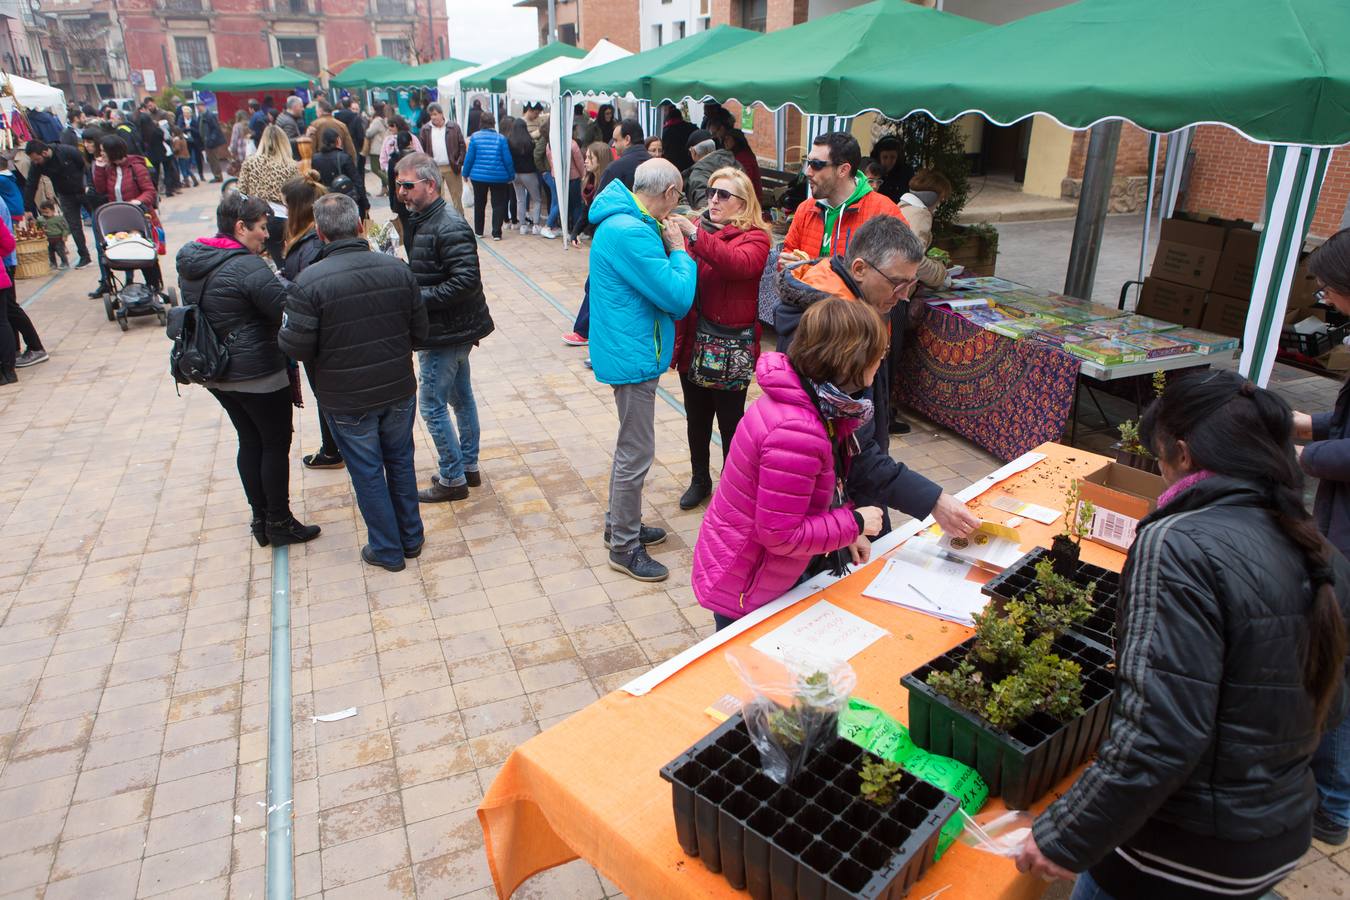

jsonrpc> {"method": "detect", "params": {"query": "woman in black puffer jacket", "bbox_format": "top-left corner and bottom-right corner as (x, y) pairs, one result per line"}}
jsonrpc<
(176, 193), (320, 548)
(1019, 369), (1350, 900)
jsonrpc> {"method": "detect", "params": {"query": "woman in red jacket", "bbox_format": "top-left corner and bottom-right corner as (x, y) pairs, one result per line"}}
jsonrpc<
(92, 134), (161, 294)
(672, 167), (772, 510)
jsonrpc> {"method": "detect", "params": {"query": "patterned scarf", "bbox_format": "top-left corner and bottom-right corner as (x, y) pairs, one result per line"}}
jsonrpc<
(810, 379), (875, 428)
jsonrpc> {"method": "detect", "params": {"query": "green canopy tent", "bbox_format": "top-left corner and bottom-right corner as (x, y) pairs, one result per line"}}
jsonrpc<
(825, 0), (1350, 386)
(366, 58), (478, 90)
(460, 43), (586, 95)
(549, 26), (760, 247)
(330, 56), (404, 92)
(190, 66), (313, 93)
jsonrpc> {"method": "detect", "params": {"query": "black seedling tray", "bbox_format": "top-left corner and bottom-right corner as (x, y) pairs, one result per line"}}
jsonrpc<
(981, 546), (1122, 651)
(903, 633), (1115, 810)
(661, 713), (959, 899)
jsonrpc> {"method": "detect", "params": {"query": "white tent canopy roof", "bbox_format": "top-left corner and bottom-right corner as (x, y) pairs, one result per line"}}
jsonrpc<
(505, 40), (631, 106)
(0, 73), (66, 123)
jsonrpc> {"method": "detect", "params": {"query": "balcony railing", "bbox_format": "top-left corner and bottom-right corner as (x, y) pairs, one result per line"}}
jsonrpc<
(374, 0), (411, 16)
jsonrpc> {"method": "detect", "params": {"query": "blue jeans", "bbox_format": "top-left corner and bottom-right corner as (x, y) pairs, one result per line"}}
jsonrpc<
(541, 171), (561, 229)
(1069, 872), (1114, 900)
(326, 396), (424, 567)
(418, 345), (480, 485)
(1314, 711), (1350, 827)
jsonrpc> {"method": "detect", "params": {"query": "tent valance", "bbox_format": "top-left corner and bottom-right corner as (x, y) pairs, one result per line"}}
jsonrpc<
(505, 39), (630, 105)
(190, 66), (313, 93)
(330, 56), (404, 91)
(559, 25), (758, 99)
(461, 43), (586, 94)
(367, 58), (478, 90)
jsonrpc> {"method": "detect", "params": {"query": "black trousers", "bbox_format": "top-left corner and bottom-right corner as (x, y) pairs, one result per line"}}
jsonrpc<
(5, 283), (42, 353)
(0, 285), (15, 371)
(57, 193), (89, 261)
(303, 364), (341, 458)
(208, 386), (294, 520)
(680, 373), (748, 478)
(265, 214), (285, 268)
(472, 181), (510, 239)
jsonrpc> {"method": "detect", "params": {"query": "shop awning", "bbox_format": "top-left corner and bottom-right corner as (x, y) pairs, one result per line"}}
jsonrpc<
(559, 25), (758, 99)
(330, 56), (405, 91)
(646, 2), (987, 113)
(190, 66), (313, 93)
(460, 43), (586, 94)
(505, 39), (630, 105)
(367, 58), (479, 90)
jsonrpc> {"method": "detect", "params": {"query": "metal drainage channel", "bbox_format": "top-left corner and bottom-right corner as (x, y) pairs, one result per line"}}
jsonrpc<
(266, 545), (294, 900)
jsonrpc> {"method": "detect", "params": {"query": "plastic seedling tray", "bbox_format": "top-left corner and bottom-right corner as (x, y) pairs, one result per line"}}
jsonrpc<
(903, 633), (1115, 810)
(982, 546), (1122, 651)
(661, 713), (960, 899)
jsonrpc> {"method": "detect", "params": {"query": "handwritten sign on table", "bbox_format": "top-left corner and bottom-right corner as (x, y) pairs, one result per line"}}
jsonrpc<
(750, 600), (889, 663)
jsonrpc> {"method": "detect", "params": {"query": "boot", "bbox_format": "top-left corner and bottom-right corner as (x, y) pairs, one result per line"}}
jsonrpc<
(250, 510), (269, 547)
(265, 515), (321, 546)
(679, 473), (713, 510)
(1, 364), (16, 385)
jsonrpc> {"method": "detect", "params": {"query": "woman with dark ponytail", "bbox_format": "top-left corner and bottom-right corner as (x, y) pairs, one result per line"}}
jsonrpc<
(1294, 226), (1350, 846)
(1017, 368), (1350, 899)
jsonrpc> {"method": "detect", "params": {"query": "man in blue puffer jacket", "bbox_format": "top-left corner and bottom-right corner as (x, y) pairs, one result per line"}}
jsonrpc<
(589, 158), (697, 582)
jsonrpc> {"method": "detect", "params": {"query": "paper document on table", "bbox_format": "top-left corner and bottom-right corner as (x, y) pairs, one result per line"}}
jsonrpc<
(937, 521), (1024, 573)
(750, 600), (888, 663)
(988, 494), (1061, 525)
(864, 544), (990, 626)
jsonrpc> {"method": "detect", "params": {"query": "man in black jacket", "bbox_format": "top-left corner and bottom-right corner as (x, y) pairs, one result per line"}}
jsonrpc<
(136, 99), (171, 196)
(774, 215), (978, 539)
(659, 102), (697, 174)
(23, 141), (91, 268)
(279, 193), (430, 572)
(395, 152), (495, 504)
(199, 107), (228, 182)
(59, 108), (85, 147)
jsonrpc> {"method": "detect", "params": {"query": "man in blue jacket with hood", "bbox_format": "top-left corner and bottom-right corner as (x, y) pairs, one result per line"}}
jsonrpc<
(589, 158), (697, 582)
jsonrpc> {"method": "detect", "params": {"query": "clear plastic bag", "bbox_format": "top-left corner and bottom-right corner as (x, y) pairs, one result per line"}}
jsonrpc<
(726, 646), (857, 785)
(956, 809), (1033, 858)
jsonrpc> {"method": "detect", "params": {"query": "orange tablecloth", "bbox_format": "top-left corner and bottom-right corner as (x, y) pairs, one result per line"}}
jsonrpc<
(478, 443), (1127, 899)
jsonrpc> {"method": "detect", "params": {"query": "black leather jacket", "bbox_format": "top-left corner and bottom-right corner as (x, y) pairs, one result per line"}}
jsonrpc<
(403, 198), (494, 348)
(1035, 475), (1350, 871)
(175, 238), (287, 381)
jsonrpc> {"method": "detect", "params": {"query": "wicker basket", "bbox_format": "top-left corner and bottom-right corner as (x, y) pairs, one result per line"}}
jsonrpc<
(15, 237), (49, 279)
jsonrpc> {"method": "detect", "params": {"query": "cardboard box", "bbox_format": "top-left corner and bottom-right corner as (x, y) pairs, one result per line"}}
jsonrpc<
(1326, 344), (1350, 375)
(1077, 463), (1166, 552)
(1289, 255), (1319, 309)
(1159, 217), (1227, 250)
(1200, 292), (1251, 337)
(1211, 227), (1260, 298)
(1151, 217), (1227, 290)
(1137, 277), (1206, 327)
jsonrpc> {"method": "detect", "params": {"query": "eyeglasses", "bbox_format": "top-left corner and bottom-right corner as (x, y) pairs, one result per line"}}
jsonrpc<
(395, 179), (425, 191)
(804, 158), (834, 171)
(707, 187), (744, 203)
(862, 259), (918, 296)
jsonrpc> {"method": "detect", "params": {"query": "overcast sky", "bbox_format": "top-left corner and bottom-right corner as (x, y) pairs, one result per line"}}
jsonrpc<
(446, 0), (540, 65)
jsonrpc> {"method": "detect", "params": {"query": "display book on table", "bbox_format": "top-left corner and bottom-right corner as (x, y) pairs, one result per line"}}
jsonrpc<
(660, 712), (959, 900)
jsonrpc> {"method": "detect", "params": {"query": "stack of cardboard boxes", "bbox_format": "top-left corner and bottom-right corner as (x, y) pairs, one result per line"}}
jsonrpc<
(1137, 216), (1319, 340)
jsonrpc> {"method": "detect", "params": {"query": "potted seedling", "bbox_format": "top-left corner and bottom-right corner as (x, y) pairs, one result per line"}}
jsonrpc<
(1049, 481), (1096, 577)
(1113, 371), (1166, 473)
(859, 758), (908, 808)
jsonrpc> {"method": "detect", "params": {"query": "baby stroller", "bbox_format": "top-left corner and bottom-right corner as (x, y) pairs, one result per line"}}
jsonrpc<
(94, 202), (178, 331)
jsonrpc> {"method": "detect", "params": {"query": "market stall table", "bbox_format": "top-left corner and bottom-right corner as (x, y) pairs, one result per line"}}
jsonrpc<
(478, 442), (1125, 899)
(896, 277), (1238, 461)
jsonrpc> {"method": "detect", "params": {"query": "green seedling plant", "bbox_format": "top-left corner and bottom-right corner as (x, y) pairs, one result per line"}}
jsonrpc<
(859, 758), (907, 807)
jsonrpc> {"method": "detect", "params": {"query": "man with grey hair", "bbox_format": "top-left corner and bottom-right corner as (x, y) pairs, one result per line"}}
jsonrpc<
(682, 128), (740, 209)
(275, 96), (304, 142)
(395, 152), (495, 504)
(588, 158), (697, 581)
(278, 193), (430, 572)
(773, 214), (978, 541)
(417, 102), (466, 216)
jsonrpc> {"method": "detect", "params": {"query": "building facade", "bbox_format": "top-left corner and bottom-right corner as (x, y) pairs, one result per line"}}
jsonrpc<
(516, 0), (640, 54)
(113, 0), (449, 99)
(33, 0), (134, 103)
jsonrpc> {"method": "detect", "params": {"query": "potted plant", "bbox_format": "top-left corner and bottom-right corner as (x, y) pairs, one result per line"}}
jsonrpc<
(1049, 481), (1095, 577)
(1113, 370), (1166, 473)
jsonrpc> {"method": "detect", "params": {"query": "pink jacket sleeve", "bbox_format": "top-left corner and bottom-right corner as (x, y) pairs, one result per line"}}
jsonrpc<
(753, 421), (860, 558)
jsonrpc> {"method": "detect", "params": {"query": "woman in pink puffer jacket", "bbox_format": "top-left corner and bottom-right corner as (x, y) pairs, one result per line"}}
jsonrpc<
(693, 299), (889, 629)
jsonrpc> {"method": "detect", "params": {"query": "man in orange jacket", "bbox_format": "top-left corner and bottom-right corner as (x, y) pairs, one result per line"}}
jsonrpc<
(780, 131), (906, 265)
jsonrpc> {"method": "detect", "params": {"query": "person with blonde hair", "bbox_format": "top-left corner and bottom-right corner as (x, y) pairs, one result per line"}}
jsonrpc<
(238, 124), (297, 264)
(670, 167), (772, 509)
(691, 298), (888, 629)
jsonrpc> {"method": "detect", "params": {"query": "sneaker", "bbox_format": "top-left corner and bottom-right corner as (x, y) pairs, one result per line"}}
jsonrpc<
(88, 284), (108, 298)
(14, 349), (48, 368)
(492, 236), (502, 242)
(561, 331), (588, 346)
(360, 544), (406, 573)
(603, 523), (667, 550)
(418, 478), (469, 503)
(583, 357), (592, 369)
(74, 257), (92, 269)
(540, 227), (558, 239)
(302, 451), (345, 469)
(1314, 808), (1348, 845)
(532, 224), (542, 236)
(464, 470), (481, 487)
(608, 544), (669, 582)
(519, 223), (530, 236)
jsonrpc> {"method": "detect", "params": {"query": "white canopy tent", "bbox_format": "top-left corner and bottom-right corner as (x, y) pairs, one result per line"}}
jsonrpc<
(1, 73), (67, 124)
(504, 39), (630, 106)
(438, 62), (494, 127)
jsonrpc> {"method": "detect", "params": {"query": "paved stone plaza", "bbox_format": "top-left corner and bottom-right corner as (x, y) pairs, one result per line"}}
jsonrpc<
(0, 180), (1346, 898)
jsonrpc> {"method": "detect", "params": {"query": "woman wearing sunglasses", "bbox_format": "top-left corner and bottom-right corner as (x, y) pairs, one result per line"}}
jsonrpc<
(670, 168), (772, 509)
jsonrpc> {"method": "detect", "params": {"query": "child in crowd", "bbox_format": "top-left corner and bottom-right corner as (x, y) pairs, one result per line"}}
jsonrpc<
(172, 128), (197, 187)
(37, 201), (69, 269)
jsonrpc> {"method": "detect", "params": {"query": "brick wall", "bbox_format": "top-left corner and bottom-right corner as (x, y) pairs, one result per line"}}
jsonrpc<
(582, 0), (641, 52)
(1066, 122), (1165, 180)
(1180, 125), (1350, 239)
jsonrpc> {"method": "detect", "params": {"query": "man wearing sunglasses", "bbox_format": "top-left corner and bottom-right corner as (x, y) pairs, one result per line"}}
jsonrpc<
(780, 132), (907, 270)
(774, 215), (979, 542)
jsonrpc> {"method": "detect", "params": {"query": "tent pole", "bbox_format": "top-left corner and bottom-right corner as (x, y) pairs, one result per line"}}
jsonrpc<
(1064, 120), (1121, 300)
(1135, 132), (1160, 297)
(547, 0), (557, 44)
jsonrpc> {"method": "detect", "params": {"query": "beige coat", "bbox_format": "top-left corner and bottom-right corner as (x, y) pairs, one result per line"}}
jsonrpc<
(897, 194), (949, 289)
